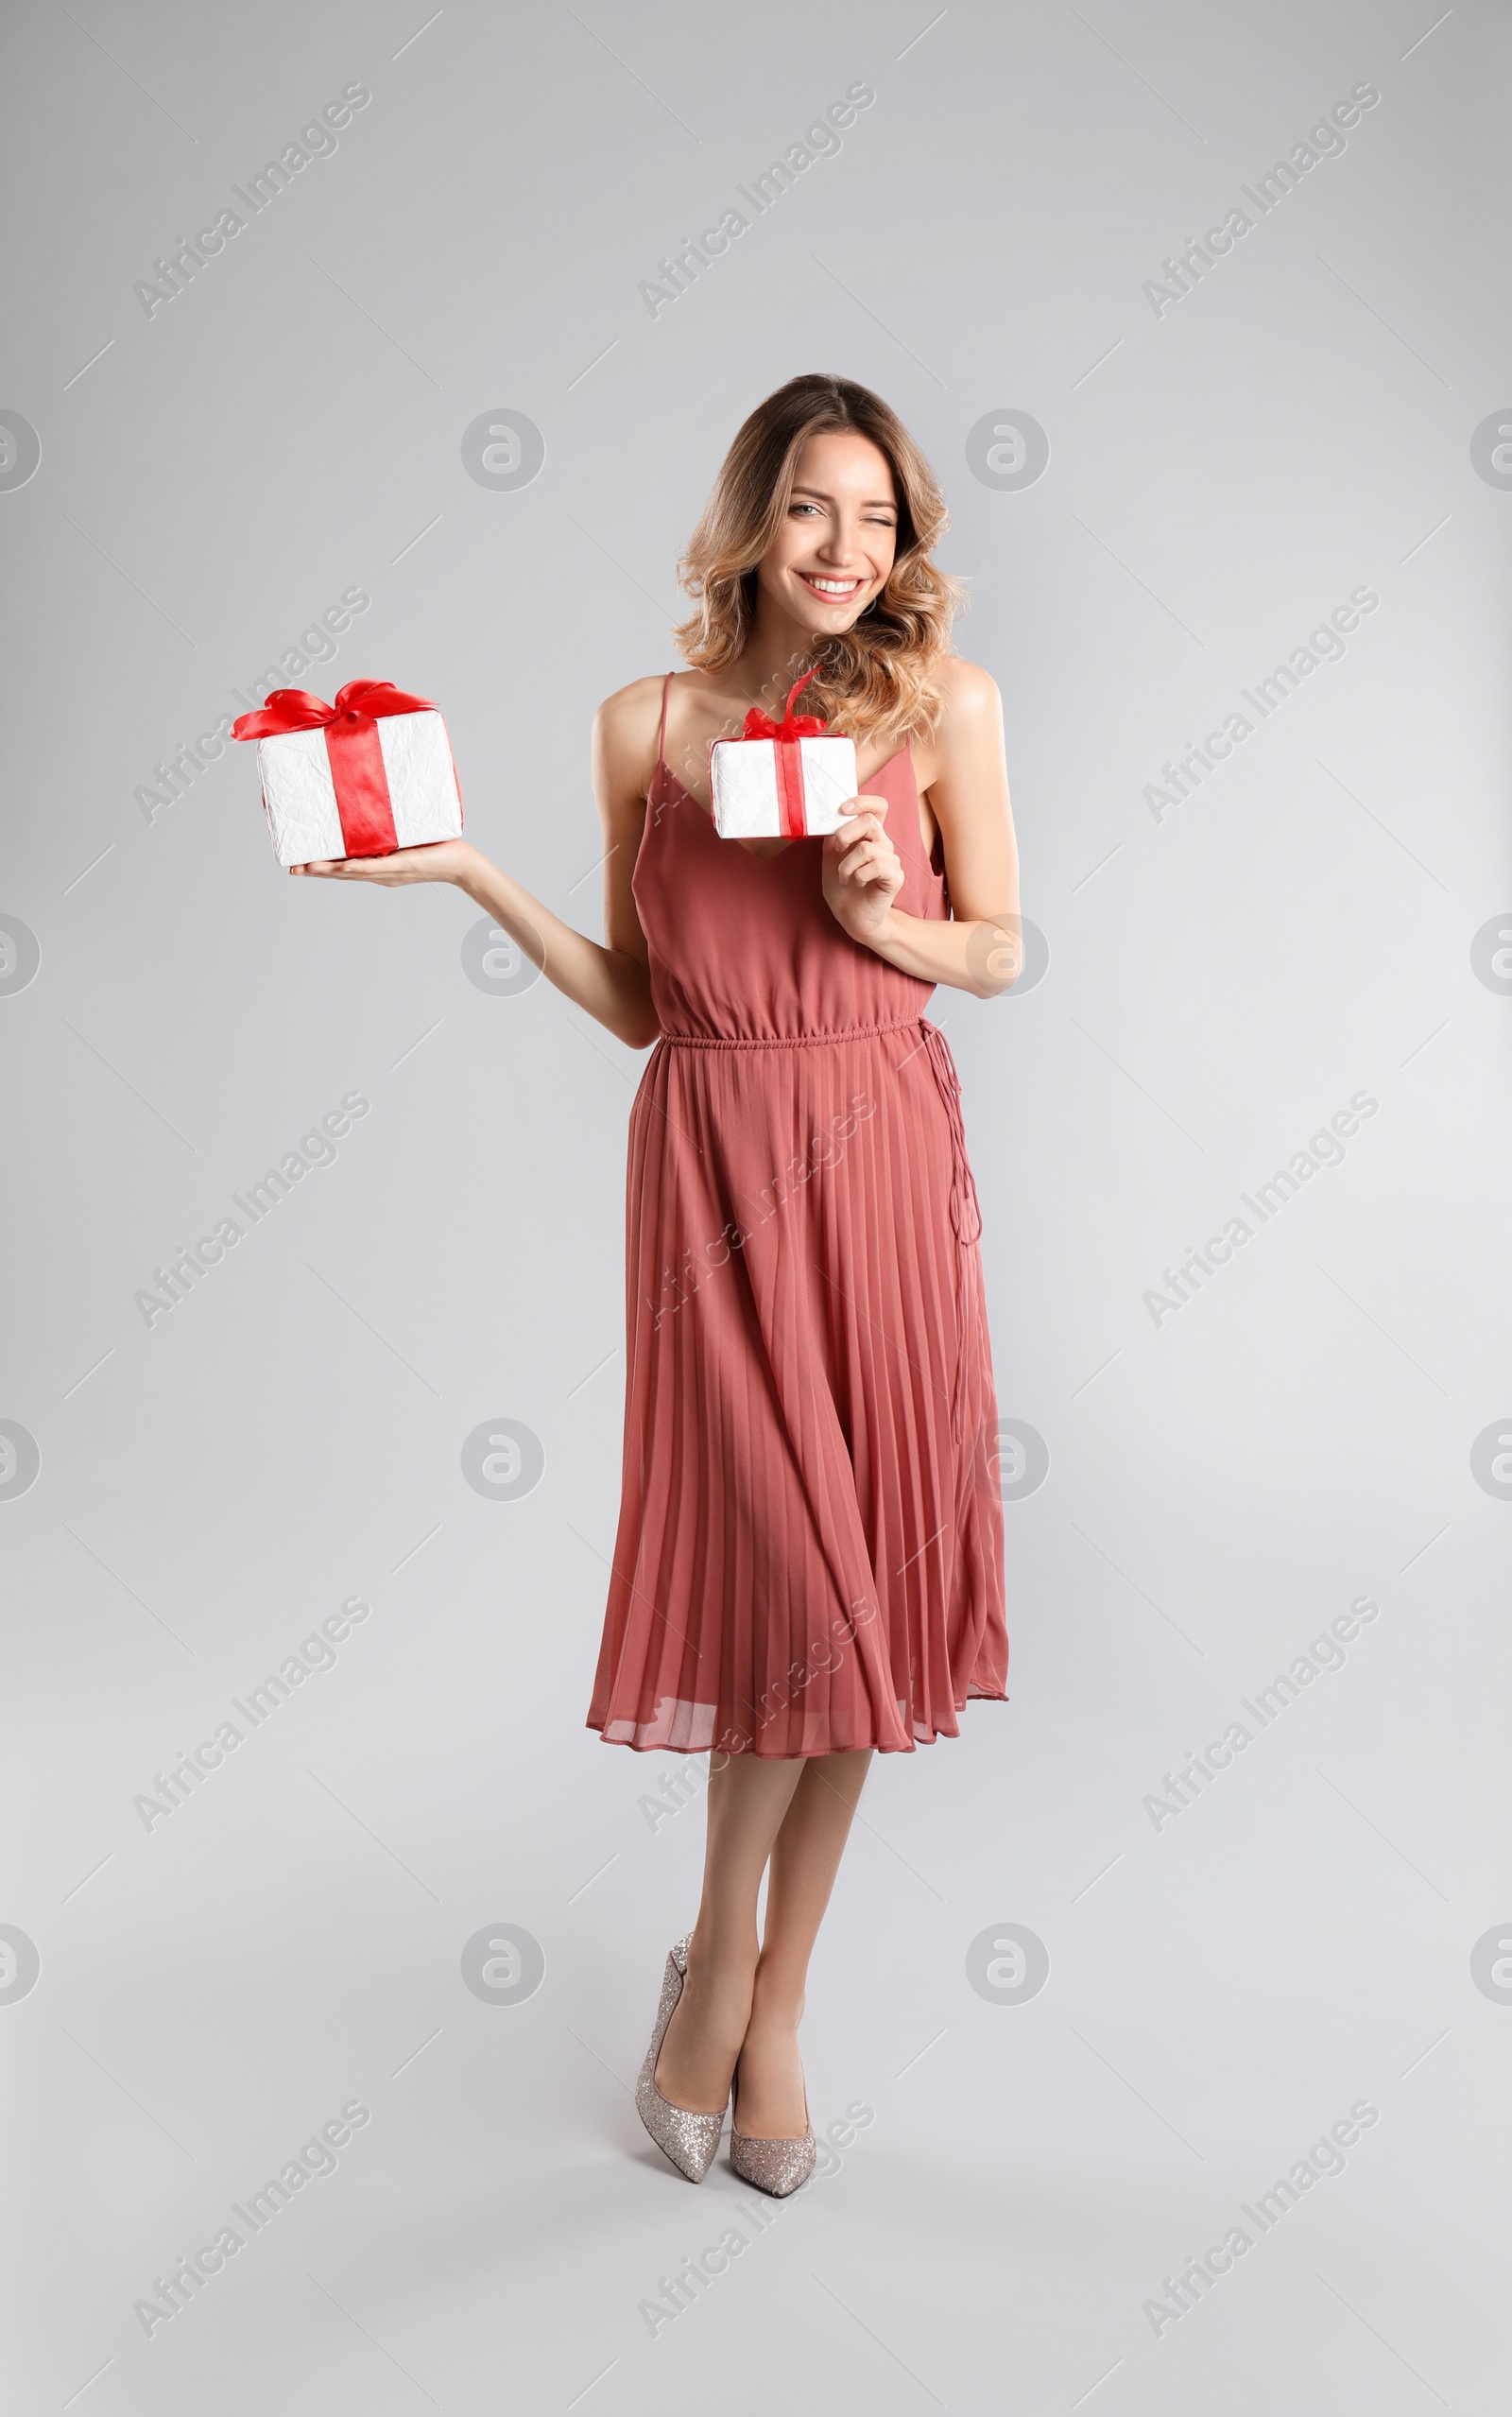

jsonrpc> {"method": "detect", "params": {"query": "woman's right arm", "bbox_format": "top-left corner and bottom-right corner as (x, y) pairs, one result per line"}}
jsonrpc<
(292, 677), (664, 1050)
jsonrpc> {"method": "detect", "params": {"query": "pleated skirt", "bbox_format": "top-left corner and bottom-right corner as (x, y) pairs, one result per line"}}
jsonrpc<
(586, 1013), (1007, 1757)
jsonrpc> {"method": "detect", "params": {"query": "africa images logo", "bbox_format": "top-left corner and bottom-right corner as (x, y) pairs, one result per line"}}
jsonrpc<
(1142, 81), (1382, 320)
(133, 82), (371, 319)
(637, 81), (876, 319)
(1143, 1091), (1379, 1328)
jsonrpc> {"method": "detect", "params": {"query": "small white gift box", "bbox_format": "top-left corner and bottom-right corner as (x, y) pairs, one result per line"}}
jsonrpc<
(232, 681), (463, 868)
(708, 671), (857, 839)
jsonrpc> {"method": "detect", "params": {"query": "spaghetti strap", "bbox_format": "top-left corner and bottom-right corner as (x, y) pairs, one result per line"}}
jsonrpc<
(657, 673), (672, 770)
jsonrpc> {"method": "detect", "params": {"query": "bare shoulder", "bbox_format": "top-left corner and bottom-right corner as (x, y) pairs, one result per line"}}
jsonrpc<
(595, 672), (667, 750)
(934, 654), (1003, 732)
(913, 656), (1005, 797)
(593, 673), (670, 801)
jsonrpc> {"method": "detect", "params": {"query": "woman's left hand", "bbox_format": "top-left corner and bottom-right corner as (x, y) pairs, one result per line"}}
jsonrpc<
(821, 796), (905, 949)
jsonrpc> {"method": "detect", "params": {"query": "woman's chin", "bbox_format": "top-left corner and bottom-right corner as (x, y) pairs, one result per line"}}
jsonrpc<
(786, 593), (871, 638)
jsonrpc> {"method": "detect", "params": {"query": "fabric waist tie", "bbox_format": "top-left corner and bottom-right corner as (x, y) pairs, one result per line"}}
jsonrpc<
(918, 1018), (983, 1443)
(918, 1019), (982, 1248)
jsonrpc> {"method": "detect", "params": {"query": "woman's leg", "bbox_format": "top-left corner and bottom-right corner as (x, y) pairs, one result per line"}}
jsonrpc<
(651, 1751), (804, 2113)
(735, 1747), (874, 2136)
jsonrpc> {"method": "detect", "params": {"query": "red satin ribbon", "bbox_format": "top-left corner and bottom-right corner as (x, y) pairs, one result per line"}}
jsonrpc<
(232, 681), (439, 859)
(738, 668), (828, 839)
(231, 680), (438, 739)
(738, 666), (826, 743)
(773, 739), (806, 838)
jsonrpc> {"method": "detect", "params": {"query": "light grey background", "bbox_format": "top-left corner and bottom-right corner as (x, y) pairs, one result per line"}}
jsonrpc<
(3, 1), (1508, 2409)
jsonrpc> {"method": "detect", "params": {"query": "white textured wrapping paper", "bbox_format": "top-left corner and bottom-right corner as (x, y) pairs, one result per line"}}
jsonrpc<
(709, 734), (858, 838)
(256, 710), (463, 866)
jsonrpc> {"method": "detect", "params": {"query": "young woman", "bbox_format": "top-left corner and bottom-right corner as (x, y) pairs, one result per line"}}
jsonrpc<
(296, 373), (1021, 2194)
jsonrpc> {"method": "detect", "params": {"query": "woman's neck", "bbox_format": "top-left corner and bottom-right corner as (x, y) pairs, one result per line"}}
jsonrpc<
(723, 602), (823, 716)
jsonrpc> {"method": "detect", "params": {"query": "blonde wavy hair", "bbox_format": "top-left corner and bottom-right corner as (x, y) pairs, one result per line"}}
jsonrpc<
(674, 373), (963, 744)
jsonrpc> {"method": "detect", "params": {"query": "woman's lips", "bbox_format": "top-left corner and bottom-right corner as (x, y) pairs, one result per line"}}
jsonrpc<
(797, 572), (866, 599)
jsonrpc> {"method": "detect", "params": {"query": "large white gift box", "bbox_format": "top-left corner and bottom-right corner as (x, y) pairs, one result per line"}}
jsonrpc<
(232, 681), (463, 867)
(708, 670), (857, 839)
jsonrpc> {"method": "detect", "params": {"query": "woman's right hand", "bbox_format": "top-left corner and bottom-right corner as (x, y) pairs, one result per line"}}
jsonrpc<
(290, 838), (477, 887)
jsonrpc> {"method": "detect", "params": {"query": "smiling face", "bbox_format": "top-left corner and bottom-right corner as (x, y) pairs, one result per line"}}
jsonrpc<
(755, 428), (900, 641)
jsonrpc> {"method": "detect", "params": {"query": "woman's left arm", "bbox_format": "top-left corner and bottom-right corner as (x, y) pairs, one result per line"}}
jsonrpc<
(821, 658), (1022, 998)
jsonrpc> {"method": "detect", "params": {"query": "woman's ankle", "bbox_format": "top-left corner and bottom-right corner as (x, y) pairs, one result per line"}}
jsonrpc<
(747, 1963), (806, 2031)
(690, 1914), (758, 1972)
(679, 1950), (756, 2035)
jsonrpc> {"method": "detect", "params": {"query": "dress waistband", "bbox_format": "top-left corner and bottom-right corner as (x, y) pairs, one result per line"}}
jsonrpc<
(660, 1012), (982, 1442)
(657, 1015), (923, 1050)
(658, 1013), (982, 1245)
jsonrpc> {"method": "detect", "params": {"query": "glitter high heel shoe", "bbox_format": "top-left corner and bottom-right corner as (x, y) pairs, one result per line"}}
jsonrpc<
(634, 1935), (728, 2183)
(728, 2046), (816, 2198)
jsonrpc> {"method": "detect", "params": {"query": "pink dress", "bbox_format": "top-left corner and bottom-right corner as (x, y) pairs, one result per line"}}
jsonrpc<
(587, 681), (1007, 1757)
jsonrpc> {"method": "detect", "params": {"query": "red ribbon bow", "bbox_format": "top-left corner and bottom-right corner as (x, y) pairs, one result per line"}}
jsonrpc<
(730, 669), (829, 837)
(738, 666), (827, 744)
(232, 681), (441, 859)
(231, 679), (438, 740)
